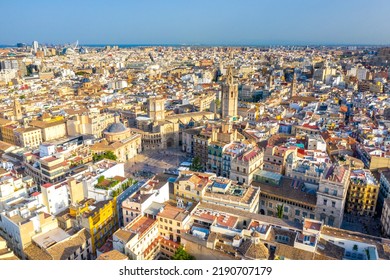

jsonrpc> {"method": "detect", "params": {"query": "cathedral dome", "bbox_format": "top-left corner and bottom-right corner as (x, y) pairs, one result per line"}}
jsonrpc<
(106, 122), (127, 133)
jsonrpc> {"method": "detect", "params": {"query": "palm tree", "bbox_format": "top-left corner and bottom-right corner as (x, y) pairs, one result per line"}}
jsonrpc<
(276, 204), (284, 219)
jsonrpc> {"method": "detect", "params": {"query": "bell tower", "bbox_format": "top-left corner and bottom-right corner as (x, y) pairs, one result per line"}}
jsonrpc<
(290, 70), (297, 98)
(221, 66), (238, 119)
(148, 95), (165, 122)
(13, 98), (22, 120)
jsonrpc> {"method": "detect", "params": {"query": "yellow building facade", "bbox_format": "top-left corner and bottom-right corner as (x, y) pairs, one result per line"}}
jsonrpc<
(347, 170), (379, 217)
(70, 198), (118, 254)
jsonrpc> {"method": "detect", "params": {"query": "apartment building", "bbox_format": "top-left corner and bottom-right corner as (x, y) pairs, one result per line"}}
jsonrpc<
(157, 204), (190, 243)
(221, 141), (247, 178)
(1, 124), (17, 145)
(202, 177), (260, 213)
(57, 198), (118, 255)
(40, 182), (69, 215)
(113, 210), (182, 260)
(0, 169), (29, 211)
(174, 171), (214, 202)
(24, 154), (70, 185)
(285, 150), (328, 185)
(0, 118), (16, 142)
(114, 215), (159, 260)
(378, 169), (390, 212)
(307, 135), (327, 152)
(230, 146), (263, 184)
(207, 141), (226, 176)
(381, 198), (390, 238)
(71, 159), (125, 201)
(182, 202), (390, 260)
(122, 176), (169, 226)
(14, 127), (42, 148)
(30, 117), (66, 142)
(0, 198), (57, 259)
(24, 228), (92, 260)
(346, 169), (379, 217)
(193, 131), (212, 170)
(263, 145), (289, 174)
(315, 165), (351, 227)
(293, 124), (321, 136)
(181, 126), (203, 155)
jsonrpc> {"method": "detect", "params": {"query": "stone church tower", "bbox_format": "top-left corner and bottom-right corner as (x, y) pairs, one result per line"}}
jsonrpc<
(290, 70), (297, 98)
(148, 95), (165, 121)
(13, 98), (22, 120)
(221, 66), (238, 119)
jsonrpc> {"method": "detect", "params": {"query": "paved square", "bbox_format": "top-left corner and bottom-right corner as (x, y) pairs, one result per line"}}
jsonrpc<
(124, 147), (187, 180)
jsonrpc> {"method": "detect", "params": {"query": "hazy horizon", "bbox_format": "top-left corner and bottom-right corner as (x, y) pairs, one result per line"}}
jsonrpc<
(1, 0), (389, 46)
(2, 43), (390, 47)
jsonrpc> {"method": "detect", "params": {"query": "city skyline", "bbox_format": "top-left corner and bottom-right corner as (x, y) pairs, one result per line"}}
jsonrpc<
(1, 0), (390, 266)
(1, 0), (390, 45)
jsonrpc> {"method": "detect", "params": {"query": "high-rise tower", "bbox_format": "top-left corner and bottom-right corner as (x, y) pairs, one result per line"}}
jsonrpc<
(221, 66), (238, 119)
(32, 41), (39, 53)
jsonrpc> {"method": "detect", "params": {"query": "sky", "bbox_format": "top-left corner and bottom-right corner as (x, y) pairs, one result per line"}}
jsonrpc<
(0, 0), (389, 46)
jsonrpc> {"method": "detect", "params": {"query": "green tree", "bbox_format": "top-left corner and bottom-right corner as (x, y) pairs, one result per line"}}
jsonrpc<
(97, 176), (105, 184)
(109, 180), (119, 188)
(104, 151), (117, 160)
(172, 246), (195, 260)
(190, 156), (203, 172)
(93, 151), (117, 162)
(276, 204), (284, 219)
(93, 154), (103, 162)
